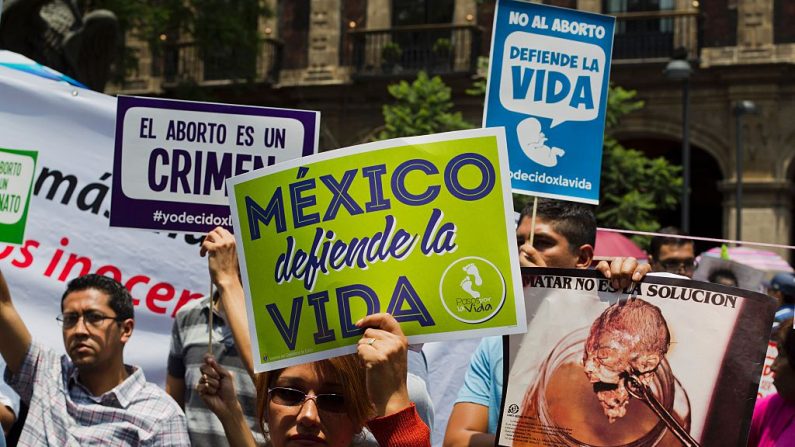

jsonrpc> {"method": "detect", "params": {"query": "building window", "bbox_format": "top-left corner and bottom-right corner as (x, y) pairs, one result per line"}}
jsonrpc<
(605, 0), (679, 59)
(774, 0), (795, 44)
(605, 0), (675, 33)
(279, 0), (310, 69)
(604, 0), (675, 13)
(392, 0), (455, 26)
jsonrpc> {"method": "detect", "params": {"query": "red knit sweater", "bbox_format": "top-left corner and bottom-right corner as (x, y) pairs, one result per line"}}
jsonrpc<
(366, 403), (431, 447)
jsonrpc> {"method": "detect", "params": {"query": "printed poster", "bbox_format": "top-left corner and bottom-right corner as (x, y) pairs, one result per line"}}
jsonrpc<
(228, 128), (526, 371)
(692, 256), (764, 293)
(485, 0), (615, 204)
(0, 147), (37, 244)
(499, 269), (776, 447)
(111, 96), (319, 233)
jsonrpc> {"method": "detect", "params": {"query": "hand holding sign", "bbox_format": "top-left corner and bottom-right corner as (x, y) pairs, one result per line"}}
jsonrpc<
(201, 226), (239, 289)
(196, 354), (238, 415)
(355, 313), (411, 418)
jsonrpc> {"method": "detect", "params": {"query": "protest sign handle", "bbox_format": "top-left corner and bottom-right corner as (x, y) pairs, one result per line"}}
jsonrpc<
(528, 196), (538, 248)
(208, 281), (214, 355)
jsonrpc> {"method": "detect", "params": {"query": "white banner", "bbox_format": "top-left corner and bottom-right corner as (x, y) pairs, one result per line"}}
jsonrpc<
(0, 63), (206, 385)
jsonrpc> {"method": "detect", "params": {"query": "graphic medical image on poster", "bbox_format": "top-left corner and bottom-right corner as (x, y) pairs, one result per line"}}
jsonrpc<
(583, 299), (673, 423)
(515, 299), (694, 447)
(500, 270), (777, 447)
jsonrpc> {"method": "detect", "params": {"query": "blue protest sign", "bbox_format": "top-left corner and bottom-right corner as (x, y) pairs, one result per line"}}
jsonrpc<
(111, 96), (319, 233)
(484, 0), (615, 204)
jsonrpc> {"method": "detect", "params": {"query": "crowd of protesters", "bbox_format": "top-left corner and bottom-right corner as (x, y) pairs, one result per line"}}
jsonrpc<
(0, 198), (793, 446)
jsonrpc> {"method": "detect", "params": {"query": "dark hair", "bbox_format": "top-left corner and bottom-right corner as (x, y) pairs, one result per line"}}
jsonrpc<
(61, 274), (134, 321)
(708, 268), (738, 286)
(520, 198), (596, 253)
(649, 226), (693, 259)
(775, 321), (795, 370)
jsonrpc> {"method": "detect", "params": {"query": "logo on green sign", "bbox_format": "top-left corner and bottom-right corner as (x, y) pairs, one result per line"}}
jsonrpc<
(440, 256), (506, 323)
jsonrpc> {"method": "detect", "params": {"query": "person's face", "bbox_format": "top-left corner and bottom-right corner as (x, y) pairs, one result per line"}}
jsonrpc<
(61, 288), (132, 371)
(266, 364), (359, 447)
(583, 330), (632, 384)
(772, 348), (795, 402)
(651, 243), (696, 278)
(516, 216), (590, 269)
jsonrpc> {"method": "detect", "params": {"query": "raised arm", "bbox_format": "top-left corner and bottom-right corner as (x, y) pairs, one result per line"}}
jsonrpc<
(356, 313), (431, 447)
(356, 313), (411, 417)
(0, 269), (32, 374)
(201, 227), (255, 381)
(197, 355), (258, 447)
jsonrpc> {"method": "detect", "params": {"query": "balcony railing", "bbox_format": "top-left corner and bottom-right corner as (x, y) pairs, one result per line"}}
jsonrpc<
(346, 24), (482, 78)
(612, 10), (700, 61)
(161, 38), (283, 86)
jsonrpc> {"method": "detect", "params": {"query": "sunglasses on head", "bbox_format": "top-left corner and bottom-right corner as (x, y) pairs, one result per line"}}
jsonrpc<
(268, 387), (346, 413)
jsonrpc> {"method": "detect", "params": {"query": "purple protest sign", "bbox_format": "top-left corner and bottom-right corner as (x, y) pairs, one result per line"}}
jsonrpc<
(111, 96), (319, 233)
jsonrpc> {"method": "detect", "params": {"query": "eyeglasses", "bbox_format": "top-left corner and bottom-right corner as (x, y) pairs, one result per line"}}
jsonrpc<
(658, 259), (697, 273)
(268, 387), (346, 413)
(56, 311), (122, 329)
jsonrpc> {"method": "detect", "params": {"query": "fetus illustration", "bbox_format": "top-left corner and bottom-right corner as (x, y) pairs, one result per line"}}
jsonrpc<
(516, 117), (566, 167)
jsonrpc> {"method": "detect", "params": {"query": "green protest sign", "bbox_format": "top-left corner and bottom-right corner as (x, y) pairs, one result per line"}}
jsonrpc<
(228, 128), (526, 371)
(0, 148), (38, 245)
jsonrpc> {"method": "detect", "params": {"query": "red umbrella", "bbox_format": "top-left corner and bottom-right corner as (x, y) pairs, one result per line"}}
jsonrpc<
(593, 229), (647, 260)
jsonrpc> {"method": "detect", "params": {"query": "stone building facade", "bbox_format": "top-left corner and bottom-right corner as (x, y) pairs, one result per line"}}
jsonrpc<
(108, 0), (795, 258)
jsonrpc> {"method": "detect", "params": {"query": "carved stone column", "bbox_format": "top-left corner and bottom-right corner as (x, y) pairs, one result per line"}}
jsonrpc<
(577, 0), (601, 13)
(367, 0), (390, 28)
(737, 0), (773, 48)
(720, 180), (794, 258)
(454, 0), (478, 24)
(304, 0), (342, 83)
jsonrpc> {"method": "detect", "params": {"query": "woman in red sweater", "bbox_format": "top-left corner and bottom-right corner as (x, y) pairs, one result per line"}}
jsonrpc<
(198, 312), (430, 447)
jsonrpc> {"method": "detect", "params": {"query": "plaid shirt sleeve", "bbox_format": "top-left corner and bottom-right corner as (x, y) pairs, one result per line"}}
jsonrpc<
(3, 342), (54, 405)
(146, 406), (191, 446)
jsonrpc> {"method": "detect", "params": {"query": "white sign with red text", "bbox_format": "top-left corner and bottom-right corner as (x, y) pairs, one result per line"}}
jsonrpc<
(0, 64), (206, 384)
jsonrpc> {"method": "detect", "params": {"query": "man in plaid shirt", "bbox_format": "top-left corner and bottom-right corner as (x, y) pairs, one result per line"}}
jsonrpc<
(0, 270), (190, 446)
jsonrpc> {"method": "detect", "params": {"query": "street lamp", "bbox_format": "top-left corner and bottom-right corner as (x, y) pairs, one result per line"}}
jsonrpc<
(733, 100), (758, 242)
(664, 59), (693, 233)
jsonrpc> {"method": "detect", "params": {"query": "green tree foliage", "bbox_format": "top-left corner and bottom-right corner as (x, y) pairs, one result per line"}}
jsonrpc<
(597, 86), (682, 245)
(378, 71), (473, 140)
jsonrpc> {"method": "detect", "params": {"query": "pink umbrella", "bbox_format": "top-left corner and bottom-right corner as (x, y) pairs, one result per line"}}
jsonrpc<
(702, 246), (793, 273)
(593, 229), (647, 260)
